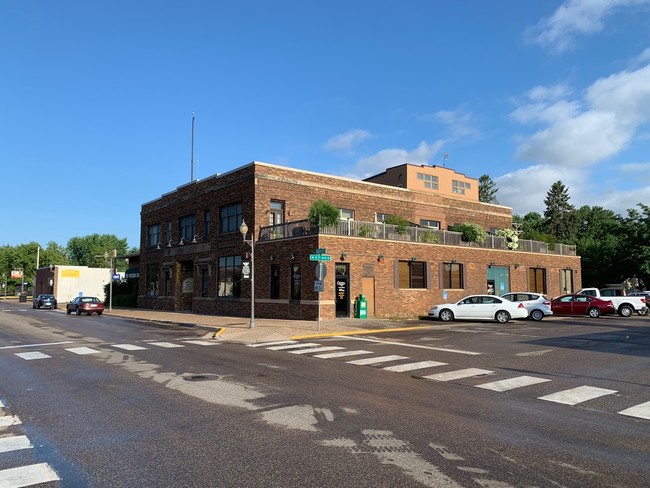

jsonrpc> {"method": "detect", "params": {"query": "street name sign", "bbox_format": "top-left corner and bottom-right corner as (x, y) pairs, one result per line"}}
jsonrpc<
(309, 254), (331, 261)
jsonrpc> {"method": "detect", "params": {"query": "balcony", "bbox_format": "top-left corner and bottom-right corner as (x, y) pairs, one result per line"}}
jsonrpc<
(258, 219), (577, 256)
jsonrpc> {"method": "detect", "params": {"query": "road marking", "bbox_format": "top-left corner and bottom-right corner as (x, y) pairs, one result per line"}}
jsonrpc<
(0, 463), (59, 486)
(0, 435), (31, 453)
(66, 347), (101, 355)
(111, 344), (147, 351)
(0, 341), (75, 350)
(0, 400), (4, 408)
(249, 340), (298, 348)
(383, 360), (448, 372)
(423, 368), (494, 382)
(312, 350), (374, 359)
(182, 340), (218, 346)
(475, 375), (551, 392)
(0, 416), (21, 427)
(15, 351), (51, 360)
(516, 349), (554, 357)
(289, 346), (345, 355)
(266, 343), (321, 351)
(336, 336), (481, 355)
(347, 355), (409, 365)
(149, 342), (185, 348)
(618, 401), (650, 420)
(538, 386), (618, 405)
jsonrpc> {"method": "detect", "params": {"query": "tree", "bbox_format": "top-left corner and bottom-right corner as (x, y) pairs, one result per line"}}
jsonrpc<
(618, 204), (650, 290)
(67, 234), (129, 269)
(307, 200), (340, 227)
(478, 174), (499, 204)
(543, 181), (574, 241)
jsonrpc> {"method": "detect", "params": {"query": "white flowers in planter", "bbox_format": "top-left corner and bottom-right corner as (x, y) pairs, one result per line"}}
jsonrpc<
(496, 228), (519, 250)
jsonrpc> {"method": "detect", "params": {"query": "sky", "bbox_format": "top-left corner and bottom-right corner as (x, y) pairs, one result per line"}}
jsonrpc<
(1, 0), (649, 249)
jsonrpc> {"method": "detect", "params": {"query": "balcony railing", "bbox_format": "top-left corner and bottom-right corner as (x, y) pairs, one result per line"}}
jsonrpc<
(258, 219), (577, 256)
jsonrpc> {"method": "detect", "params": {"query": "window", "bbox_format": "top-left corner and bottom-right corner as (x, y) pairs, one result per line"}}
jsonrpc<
(147, 224), (161, 248)
(339, 208), (355, 220)
(416, 172), (439, 190)
(441, 262), (463, 289)
(203, 210), (211, 238)
(270, 264), (280, 299)
(529, 268), (547, 294)
(376, 213), (388, 223)
(163, 268), (172, 296)
(291, 264), (301, 300)
(270, 200), (284, 226)
(146, 264), (159, 297)
(560, 269), (573, 294)
(166, 221), (172, 240)
(179, 214), (196, 240)
(220, 203), (242, 234)
(452, 180), (471, 195)
(419, 219), (440, 229)
(217, 256), (242, 297)
(201, 267), (209, 297)
(397, 261), (427, 289)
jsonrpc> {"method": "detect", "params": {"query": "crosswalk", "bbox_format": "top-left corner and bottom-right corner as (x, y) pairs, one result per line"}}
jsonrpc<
(0, 400), (60, 487)
(249, 340), (650, 422)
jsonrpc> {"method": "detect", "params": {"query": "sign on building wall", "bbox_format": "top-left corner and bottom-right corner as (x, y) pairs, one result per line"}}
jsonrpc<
(61, 269), (81, 278)
(182, 278), (194, 293)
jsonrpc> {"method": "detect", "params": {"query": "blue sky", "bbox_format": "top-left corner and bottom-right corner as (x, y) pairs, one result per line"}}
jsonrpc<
(2, 0), (649, 249)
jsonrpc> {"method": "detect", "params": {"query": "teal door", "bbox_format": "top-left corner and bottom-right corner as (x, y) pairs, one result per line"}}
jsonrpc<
(487, 266), (510, 295)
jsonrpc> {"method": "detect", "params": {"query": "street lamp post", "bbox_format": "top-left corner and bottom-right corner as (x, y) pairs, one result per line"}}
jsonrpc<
(239, 220), (255, 329)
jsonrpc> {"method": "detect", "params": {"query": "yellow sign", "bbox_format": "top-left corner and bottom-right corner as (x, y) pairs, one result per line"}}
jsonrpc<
(61, 269), (80, 278)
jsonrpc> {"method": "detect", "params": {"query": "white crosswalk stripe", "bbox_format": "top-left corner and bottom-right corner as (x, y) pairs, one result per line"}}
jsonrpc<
(66, 347), (101, 355)
(249, 340), (298, 348)
(14, 352), (51, 360)
(0, 435), (31, 453)
(347, 355), (409, 365)
(266, 342), (321, 351)
(538, 386), (617, 405)
(111, 344), (147, 351)
(383, 360), (448, 372)
(148, 342), (185, 348)
(0, 463), (60, 486)
(313, 350), (374, 359)
(423, 368), (494, 382)
(618, 401), (650, 420)
(475, 375), (551, 392)
(288, 346), (345, 355)
(0, 416), (21, 427)
(182, 340), (218, 346)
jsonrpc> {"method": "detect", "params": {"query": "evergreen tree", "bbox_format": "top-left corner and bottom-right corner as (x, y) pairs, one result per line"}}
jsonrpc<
(478, 174), (499, 204)
(543, 181), (574, 241)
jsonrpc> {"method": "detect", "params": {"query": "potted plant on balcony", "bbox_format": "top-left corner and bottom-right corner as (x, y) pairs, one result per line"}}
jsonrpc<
(384, 215), (410, 239)
(496, 228), (519, 250)
(453, 222), (487, 246)
(308, 199), (340, 234)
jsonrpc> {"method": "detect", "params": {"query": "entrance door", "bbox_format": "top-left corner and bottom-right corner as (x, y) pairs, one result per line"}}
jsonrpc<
(486, 266), (510, 295)
(361, 276), (375, 317)
(335, 263), (350, 318)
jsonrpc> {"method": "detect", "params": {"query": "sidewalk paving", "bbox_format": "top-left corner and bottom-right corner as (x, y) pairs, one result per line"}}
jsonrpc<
(102, 307), (428, 344)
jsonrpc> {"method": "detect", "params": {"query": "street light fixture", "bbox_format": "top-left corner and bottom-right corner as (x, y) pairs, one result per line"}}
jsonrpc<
(239, 219), (255, 329)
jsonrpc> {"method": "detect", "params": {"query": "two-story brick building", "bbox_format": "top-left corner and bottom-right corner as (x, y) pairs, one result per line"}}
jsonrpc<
(138, 161), (581, 320)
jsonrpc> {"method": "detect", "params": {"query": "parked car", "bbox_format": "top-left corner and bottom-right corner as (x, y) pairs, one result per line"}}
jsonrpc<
(66, 296), (104, 316)
(500, 292), (552, 321)
(550, 294), (616, 318)
(428, 294), (528, 323)
(577, 287), (647, 316)
(32, 294), (57, 309)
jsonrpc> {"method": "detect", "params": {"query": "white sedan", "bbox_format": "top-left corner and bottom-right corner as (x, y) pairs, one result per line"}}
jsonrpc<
(428, 294), (529, 323)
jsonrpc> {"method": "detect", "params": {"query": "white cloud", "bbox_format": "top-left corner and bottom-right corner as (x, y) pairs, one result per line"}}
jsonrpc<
(324, 129), (372, 152)
(527, 0), (650, 53)
(344, 139), (446, 180)
(429, 109), (481, 139)
(512, 64), (650, 166)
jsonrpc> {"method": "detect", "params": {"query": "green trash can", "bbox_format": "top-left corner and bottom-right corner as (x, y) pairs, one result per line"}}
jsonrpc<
(357, 294), (367, 319)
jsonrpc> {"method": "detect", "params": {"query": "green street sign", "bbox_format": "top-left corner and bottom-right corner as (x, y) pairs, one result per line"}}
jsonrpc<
(310, 254), (332, 261)
(315, 248), (327, 254)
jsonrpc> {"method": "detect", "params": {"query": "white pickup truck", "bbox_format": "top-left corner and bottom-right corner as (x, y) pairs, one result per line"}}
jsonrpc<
(577, 288), (648, 317)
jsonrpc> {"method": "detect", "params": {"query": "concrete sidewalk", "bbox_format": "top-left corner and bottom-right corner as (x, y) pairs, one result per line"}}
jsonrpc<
(102, 307), (427, 344)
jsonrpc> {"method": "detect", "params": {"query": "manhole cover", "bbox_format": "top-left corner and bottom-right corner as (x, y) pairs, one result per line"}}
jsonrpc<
(183, 374), (221, 382)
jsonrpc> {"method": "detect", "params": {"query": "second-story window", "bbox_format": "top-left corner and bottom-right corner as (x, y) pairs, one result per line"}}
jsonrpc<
(452, 180), (471, 195)
(220, 203), (242, 234)
(270, 200), (284, 226)
(179, 214), (196, 240)
(419, 219), (440, 229)
(147, 224), (161, 248)
(339, 208), (355, 220)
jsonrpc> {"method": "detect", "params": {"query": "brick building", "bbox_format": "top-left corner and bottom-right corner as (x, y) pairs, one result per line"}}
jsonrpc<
(138, 161), (581, 320)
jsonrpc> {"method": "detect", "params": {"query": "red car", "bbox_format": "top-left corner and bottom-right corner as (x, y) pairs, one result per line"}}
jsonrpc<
(551, 294), (616, 318)
(66, 296), (105, 316)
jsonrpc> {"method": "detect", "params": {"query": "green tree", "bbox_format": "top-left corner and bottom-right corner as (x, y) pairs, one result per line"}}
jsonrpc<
(40, 241), (71, 268)
(383, 214), (411, 235)
(543, 181), (574, 241)
(67, 234), (129, 269)
(307, 200), (340, 227)
(478, 174), (499, 204)
(618, 204), (650, 289)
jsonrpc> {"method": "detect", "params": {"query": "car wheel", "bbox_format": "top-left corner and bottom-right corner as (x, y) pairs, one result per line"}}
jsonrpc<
(638, 307), (649, 316)
(32, 304), (36, 309)
(76, 308), (81, 315)
(439, 309), (454, 322)
(530, 309), (544, 321)
(495, 310), (511, 323)
(588, 307), (601, 318)
(97, 311), (103, 316)
(618, 305), (633, 317)
(66, 308), (71, 315)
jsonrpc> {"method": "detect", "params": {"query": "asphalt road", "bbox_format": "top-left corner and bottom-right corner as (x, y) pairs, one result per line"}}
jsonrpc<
(0, 302), (648, 487)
